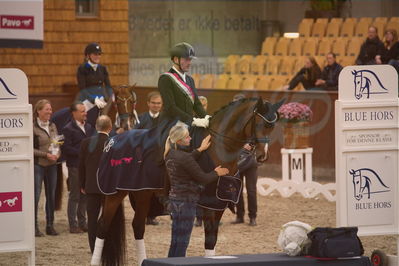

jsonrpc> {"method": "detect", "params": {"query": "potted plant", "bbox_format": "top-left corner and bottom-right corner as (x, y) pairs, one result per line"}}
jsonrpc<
(278, 102), (313, 149)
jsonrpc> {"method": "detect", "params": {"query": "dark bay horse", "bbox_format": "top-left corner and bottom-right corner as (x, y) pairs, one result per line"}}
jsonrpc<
(90, 97), (282, 266)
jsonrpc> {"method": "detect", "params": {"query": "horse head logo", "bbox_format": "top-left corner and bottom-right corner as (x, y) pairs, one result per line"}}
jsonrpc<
(349, 168), (390, 201)
(351, 70), (388, 100)
(0, 77), (17, 99)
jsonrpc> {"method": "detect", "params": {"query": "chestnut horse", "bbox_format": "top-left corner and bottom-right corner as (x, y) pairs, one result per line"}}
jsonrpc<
(90, 97), (282, 266)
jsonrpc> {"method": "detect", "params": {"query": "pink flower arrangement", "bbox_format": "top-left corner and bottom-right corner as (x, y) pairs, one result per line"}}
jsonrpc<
(278, 102), (313, 123)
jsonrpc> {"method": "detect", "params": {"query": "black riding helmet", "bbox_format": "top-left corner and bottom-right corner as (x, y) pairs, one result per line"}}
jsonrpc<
(170, 42), (196, 60)
(85, 43), (102, 55)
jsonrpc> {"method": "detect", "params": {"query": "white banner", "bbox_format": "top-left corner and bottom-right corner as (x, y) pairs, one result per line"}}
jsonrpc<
(0, 0), (43, 48)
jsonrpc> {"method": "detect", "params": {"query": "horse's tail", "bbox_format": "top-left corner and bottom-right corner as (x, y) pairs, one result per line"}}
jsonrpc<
(102, 203), (126, 266)
(54, 163), (63, 211)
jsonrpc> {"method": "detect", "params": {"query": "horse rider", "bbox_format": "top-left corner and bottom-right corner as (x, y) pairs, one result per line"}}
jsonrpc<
(158, 42), (210, 128)
(76, 43), (112, 126)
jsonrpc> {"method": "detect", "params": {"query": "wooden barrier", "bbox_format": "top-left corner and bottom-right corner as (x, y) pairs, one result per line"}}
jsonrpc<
(29, 87), (337, 181)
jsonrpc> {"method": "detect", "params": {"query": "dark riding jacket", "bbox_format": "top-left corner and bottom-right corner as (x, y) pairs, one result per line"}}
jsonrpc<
(165, 145), (218, 202)
(158, 68), (206, 125)
(77, 63), (111, 91)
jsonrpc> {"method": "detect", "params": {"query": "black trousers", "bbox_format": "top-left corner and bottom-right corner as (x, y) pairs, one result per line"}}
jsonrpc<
(86, 193), (103, 253)
(236, 166), (258, 219)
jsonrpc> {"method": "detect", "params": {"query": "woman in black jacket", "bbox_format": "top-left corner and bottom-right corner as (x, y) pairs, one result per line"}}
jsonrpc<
(164, 122), (229, 257)
(284, 57), (322, 90)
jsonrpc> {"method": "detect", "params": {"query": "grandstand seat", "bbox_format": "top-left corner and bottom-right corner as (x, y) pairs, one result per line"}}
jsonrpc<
(214, 74), (230, 89)
(237, 55), (253, 74)
(330, 18), (343, 24)
(345, 17), (358, 24)
(386, 21), (399, 35)
(223, 55), (240, 74)
(315, 18), (328, 25)
(288, 38), (304, 56)
(326, 21), (341, 37)
(339, 56), (356, 67)
(191, 73), (200, 87)
(347, 37), (363, 57)
(241, 75), (258, 90)
(298, 19), (313, 37)
(255, 75), (273, 90)
(373, 20), (387, 40)
(341, 19), (355, 37)
(250, 55), (267, 75)
(374, 17), (388, 24)
(265, 56), (282, 75)
(359, 17), (373, 24)
(390, 17), (399, 22)
(332, 38), (348, 57)
(275, 38), (291, 56)
(279, 57), (297, 75)
(317, 38), (333, 56)
(269, 75), (288, 91)
(315, 56), (326, 68)
(355, 20), (371, 37)
(198, 74), (215, 89)
(312, 22), (327, 37)
(303, 38), (318, 56)
(226, 74), (243, 90)
(261, 37), (277, 56)
(293, 56), (305, 74)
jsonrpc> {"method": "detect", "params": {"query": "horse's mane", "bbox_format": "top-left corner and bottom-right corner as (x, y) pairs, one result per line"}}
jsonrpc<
(211, 97), (259, 120)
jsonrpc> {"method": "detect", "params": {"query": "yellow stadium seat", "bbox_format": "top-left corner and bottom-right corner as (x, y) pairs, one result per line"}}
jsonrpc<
(191, 73), (200, 87)
(279, 57), (297, 75)
(347, 38), (363, 57)
(330, 18), (343, 24)
(293, 56), (305, 73)
(226, 74), (243, 90)
(312, 22), (327, 37)
(241, 75), (258, 90)
(237, 55), (253, 74)
(339, 56), (356, 67)
(373, 20), (387, 40)
(255, 75), (273, 90)
(261, 37), (277, 56)
(275, 38), (291, 56)
(315, 56), (326, 68)
(341, 20), (355, 37)
(315, 18), (328, 25)
(345, 17), (358, 24)
(250, 55), (267, 75)
(317, 38), (333, 56)
(303, 38), (318, 56)
(270, 75), (288, 91)
(355, 20), (371, 37)
(359, 17), (373, 24)
(298, 20), (313, 37)
(223, 55), (240, 74)
(288, 38), (304, 56)
(326, 21), (341, 37)
(214, 74), (230, 89)
(374, 17), (388, 24)
(265, 56), (282, 75)
(301, 18), (314, 24)
(386, 21), (399, 35)
(199, 74), (215, 89)
(332, 37), (348, 56)
(390, 17), (399, 22)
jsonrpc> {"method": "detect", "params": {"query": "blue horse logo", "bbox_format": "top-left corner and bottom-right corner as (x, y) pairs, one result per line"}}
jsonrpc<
(0, 77), (17, 99)
(349, 168), (390, 201)
(351, 70), (388, 100)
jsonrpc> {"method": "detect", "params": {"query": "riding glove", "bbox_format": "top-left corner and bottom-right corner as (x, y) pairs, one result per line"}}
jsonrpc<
(192, 115), (211, 128)
(94, 96), (107, 109)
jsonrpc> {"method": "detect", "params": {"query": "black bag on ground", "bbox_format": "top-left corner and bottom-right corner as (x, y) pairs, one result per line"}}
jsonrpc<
(307, 227), (364, 258)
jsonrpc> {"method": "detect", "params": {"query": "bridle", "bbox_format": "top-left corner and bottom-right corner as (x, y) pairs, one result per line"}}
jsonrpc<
(115, 88), (137, 130)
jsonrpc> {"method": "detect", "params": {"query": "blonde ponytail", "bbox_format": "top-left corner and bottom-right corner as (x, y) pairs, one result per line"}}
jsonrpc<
(163, 121), (189, 158)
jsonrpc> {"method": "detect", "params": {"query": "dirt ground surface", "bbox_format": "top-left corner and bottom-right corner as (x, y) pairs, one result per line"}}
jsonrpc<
(0, 182), (397, 266)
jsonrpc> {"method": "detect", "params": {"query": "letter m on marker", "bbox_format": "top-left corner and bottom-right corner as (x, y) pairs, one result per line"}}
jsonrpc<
(292, 158), (302, 170)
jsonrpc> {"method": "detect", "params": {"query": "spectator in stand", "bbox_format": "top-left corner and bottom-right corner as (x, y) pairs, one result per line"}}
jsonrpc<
(356, 26), (385, 65)
(376, 29), (399, 73)
(62, 102), (95, 234)
(79, 115), (112, 253)
(283, 57), (321, 90)
(315, 52), (343, 91)
(133, 91), (163, 226)
(33, 99), (61, 237)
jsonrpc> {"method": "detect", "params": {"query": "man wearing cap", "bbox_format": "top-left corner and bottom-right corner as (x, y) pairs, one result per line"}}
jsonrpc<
(158, 42), (209, 128)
